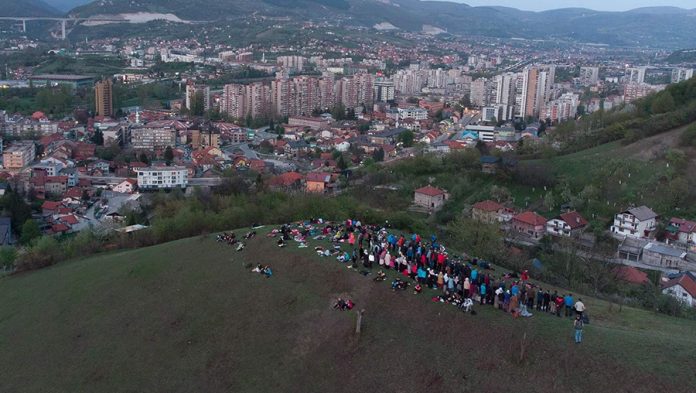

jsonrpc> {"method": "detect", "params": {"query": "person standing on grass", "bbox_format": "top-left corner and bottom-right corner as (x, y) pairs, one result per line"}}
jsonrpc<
(574, 315), (584, 344)
(564, 293), (574, 317)
(574, 298), (586, 317)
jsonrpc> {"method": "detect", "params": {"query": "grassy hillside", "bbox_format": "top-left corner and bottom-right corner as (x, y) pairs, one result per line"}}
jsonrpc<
(1, 228), (695, 392)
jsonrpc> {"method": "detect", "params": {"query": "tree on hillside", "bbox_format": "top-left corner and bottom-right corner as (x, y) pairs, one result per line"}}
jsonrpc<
(446, 218), (504, 262)
(680, 124), (696, 147)
(0, 191), (32, 236)
(398, 130), (414, 147)
(0, 246), (16, 270)
(164, 146), (174, 165)
(651, 91), (675, 114)
(337, 154), (348, 171)
(189, 91), (206, 117)
(139, 153), (150, 165)
(91, 130), (104, 146)
(490, 185), (511, 204)
(20, 219), (41, 245)
(372, 147), (385, 162)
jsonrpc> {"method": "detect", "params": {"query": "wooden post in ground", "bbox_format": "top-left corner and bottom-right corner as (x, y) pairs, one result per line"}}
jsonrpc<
(519, 332), (527, 363)
(355, 309), (365, 335)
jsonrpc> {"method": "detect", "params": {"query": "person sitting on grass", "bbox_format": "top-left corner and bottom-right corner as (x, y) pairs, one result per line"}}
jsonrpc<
(460, 297), (474, 313)
(391, 278), (409, 291)
(236, 242), (245, 252)
(333, 298), (346, 310)
(262, 266), (272, 278)
(413, 283), (422, 294)
(277, 238), (286, 247)
(333, 298), (355, 311)
(374, 270), (387, 282)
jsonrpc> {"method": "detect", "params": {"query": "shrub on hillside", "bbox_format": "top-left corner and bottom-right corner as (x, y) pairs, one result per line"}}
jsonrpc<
(16, 236), (62, 271)
(680, 124), (696, 147)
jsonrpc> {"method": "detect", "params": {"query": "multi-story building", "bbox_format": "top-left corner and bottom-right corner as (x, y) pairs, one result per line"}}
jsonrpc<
(137, 167), (189, 190)
(611, 206), (658, 239)
(277, 55), (306, 72)
(671, 68), (694, 84)
(185, 82), (210, 112)
(543, 93), (579, 123)
(374, 78), (395, 102)
(396, 107), (428, 121)
(2, 141), (36, 170)
(518, 65), (555, 119)
(623, 83), (662, 102)
(579, 67), (600, 85)
(469, 78), (489, 107)
(627, 67), (647, 84)
(130, 127), (177, 150)
(94, 78), (114, 118)
(221, 84), (247, 119)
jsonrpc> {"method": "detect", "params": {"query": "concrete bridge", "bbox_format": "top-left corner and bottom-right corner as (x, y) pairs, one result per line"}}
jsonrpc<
(0, 16), (126, 40)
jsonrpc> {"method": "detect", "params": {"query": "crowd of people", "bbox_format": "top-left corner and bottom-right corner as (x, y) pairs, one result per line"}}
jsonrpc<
(232, 218), (588, 341)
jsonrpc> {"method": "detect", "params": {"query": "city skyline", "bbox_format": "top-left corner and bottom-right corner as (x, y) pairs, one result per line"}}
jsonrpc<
(453, 0), (695, 12)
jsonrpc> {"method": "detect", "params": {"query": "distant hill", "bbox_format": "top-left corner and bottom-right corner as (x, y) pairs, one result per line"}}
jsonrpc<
(1, 0), (60, 17)
(44, 0), (92, 13)
(666, 48), (696, 64)
(65, 0), (696, 48)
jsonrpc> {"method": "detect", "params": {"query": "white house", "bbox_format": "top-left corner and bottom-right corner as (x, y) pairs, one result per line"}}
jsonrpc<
(137, 167), (188, 190)
(334, 141), (351, 152)
(662, 273), (696, 307)
(113, 178), (137, 194)
(397, 107), (428, 121)
(610, 206), (658, 239)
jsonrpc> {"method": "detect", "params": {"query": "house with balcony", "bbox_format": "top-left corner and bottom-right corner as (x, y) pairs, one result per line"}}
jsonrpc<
(546, 211), (588, 237)
(665, 218), (696, 247)
(610, 206), (658, 239)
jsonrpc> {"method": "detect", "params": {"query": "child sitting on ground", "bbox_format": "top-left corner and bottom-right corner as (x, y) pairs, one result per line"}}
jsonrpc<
(374, 270), (387, 282)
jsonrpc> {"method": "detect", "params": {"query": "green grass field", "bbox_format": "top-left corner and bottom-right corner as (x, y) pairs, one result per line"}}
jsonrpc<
(1, 228), (695, 392)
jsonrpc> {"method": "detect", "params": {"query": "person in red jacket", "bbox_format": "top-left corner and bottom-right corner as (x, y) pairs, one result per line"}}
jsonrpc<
(521, 270), (529, 282)
(554, 295), (564, 317)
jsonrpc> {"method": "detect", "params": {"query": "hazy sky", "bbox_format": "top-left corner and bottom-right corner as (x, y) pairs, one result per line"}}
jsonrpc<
(456, 0), (694, 11)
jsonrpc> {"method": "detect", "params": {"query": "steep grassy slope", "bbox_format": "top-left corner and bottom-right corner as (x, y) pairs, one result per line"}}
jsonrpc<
(1, 229), (695, 392)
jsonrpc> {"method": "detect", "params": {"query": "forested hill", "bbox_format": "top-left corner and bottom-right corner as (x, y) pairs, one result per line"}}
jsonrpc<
(66, 0), (696, 48)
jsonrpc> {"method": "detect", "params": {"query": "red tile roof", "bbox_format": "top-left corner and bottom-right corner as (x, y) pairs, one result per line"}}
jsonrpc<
(306, 172), (331, 183)
(662, 273), (696, 298)
(63, 188), (83, 199)
(473, 200), (504, 212)
(670, 217), (696, 234)
(513, 211), (547, 226)
(46, 176), (68, 183)
(269, 172), (304, 187)
(51, 223), (70, 233)
(559, 211), (588, 230)
(614, 266), (649, 285)
(61, 215), (79, 225)
(415, 186), (446, 197)
(42, 201), (63, 211)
